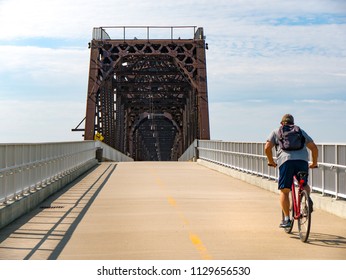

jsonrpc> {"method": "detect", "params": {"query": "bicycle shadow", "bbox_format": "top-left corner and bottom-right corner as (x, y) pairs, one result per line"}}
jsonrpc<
(290, 232), (346, 249)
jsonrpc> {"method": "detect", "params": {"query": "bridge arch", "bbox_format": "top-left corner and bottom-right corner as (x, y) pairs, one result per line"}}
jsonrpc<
(129, 112), (181, 161)
(83, 26), (210, 160)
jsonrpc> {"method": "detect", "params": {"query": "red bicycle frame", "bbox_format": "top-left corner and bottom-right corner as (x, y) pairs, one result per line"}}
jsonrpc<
(291, 175), (305, 220)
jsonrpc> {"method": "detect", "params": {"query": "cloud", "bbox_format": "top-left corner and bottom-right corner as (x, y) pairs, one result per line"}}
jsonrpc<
(0, 45), (89, 100)
(295, 99), (346, 105)
(0, 0), (90, 39)
(1, 0), (345, 40)
(326, 72), (346, 77)
(0, 99), (85, 143)
(207, 54), (346, 103)
(0, 0), (345, 144)
(0, 45), (87, 75)
(209, 100), (346, 143)
(0, 45), (89, 142)
(0, 0), (201, 40)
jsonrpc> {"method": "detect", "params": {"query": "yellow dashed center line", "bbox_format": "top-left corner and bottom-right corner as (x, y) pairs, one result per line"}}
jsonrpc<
(167, 196), (177, 207)
(152, 170), (213, 260)
(156, 177), (164, 188)
(189, 233), (213, 260)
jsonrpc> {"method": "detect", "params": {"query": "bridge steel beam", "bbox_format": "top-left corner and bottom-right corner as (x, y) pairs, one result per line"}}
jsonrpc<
(84, 26), (210, 161)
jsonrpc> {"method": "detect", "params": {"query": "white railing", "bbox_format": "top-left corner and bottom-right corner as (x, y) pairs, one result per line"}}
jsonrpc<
(0, 141), (133, 205)
(96, 141), (134, 162)
(311, 144), (346, 199)
(197, 140), (278, 179)
(178, 139), (198, 162)
(92, 26), (198, 41)
(181, 140), (346, 199)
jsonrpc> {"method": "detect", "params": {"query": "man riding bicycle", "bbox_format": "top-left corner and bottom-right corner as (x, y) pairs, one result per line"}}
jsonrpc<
(265, 114), (318, 228)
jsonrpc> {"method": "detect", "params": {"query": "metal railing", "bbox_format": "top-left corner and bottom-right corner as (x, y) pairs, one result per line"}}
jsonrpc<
(197, 140), (278, 179)
(312, 144), (346, 198)
(92, 26), (200, 41)
(96, 141), (134, 162)
(178, 139), (198, 162)
(0, 141), (133, 205)
(180, 140), (346, 199)
(92, 27), (111, 40)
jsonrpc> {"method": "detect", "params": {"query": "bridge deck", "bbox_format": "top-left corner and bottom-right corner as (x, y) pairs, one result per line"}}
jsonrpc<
(0, 162), (345, 260)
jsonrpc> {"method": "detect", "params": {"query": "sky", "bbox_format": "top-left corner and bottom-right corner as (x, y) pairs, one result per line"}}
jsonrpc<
(0, 0), (345, 144)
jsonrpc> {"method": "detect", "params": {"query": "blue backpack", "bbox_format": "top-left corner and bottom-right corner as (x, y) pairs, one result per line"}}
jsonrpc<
(278, 125), (305, 151)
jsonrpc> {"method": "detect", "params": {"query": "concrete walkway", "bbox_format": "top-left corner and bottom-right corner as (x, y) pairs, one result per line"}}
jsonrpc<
(0, 162), (345, 260)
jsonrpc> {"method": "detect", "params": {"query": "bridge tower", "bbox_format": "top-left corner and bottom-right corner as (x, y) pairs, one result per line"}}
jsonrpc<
(83, 26), (210, 161)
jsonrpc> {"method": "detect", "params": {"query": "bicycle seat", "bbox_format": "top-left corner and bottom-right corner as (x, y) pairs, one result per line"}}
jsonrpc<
(297, 171), (308, 180)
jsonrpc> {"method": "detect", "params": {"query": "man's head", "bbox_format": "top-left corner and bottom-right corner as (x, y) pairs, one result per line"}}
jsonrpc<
(281, 114), (294, 125)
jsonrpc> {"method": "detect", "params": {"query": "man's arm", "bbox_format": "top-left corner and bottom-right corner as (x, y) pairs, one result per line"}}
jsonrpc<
(265, 141), (277, 167)
(306, 141), (318, 168)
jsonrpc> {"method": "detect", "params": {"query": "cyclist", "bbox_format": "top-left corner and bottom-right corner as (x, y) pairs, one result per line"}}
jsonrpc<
(265, 114), (318, 228)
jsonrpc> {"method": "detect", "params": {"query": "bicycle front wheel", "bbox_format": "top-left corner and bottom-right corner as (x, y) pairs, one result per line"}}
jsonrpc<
(298, 190), (311, 242)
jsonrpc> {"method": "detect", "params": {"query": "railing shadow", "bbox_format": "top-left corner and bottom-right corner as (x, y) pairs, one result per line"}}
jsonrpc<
(0, 163), (116, 260)
(308, 232), (346, 248)
(289, 232), (346, 249)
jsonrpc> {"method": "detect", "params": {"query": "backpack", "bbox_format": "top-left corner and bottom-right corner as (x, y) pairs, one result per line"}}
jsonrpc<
(277, 125), (305, 151)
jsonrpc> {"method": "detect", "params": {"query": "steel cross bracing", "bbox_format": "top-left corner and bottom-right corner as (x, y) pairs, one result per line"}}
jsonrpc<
(84, 26), (210, 161)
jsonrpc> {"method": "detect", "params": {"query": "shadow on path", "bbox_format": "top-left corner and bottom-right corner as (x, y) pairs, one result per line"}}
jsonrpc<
(0, 163), (116, 260)
(289, 232), (346, 249)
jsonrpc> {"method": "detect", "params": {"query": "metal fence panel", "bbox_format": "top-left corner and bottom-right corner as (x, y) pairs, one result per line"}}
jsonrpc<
(192, 140), (345, 199)
(0, 141), (133, 205)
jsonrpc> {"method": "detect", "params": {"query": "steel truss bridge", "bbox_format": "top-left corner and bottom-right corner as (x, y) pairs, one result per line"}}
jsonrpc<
(76, 26), (210, 161)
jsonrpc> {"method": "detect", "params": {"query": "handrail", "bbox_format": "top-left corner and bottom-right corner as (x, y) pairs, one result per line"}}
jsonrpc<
(0, 141), (133, 205)
(92, 26), (201, 41)
(181, 140), (346, 199)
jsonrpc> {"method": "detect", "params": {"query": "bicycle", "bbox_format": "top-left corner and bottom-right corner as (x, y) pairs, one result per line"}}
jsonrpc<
(282, 171), (312, 243)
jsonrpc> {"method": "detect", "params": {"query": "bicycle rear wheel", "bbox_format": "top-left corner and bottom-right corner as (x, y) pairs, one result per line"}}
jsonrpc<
(298, 190), (311, 242)
(282, 193), (294, 233)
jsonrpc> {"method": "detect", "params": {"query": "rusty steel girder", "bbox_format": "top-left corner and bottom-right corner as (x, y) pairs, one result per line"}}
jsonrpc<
(84, 26), (210, 161)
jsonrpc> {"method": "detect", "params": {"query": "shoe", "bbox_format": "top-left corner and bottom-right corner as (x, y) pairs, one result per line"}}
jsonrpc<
(280, 219), (291, 228)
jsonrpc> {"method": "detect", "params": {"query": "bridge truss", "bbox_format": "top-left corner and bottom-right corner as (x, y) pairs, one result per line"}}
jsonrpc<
(83, 26), (210, 161)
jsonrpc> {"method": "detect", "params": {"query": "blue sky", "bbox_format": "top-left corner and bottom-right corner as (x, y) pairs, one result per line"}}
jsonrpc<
(0, 0), (345, 144)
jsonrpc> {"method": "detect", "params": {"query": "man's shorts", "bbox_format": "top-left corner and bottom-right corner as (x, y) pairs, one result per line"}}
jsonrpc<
(278, 160), (309, 190)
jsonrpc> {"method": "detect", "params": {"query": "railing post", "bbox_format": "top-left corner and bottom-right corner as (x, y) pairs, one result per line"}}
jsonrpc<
(335, 144), (338, 199)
